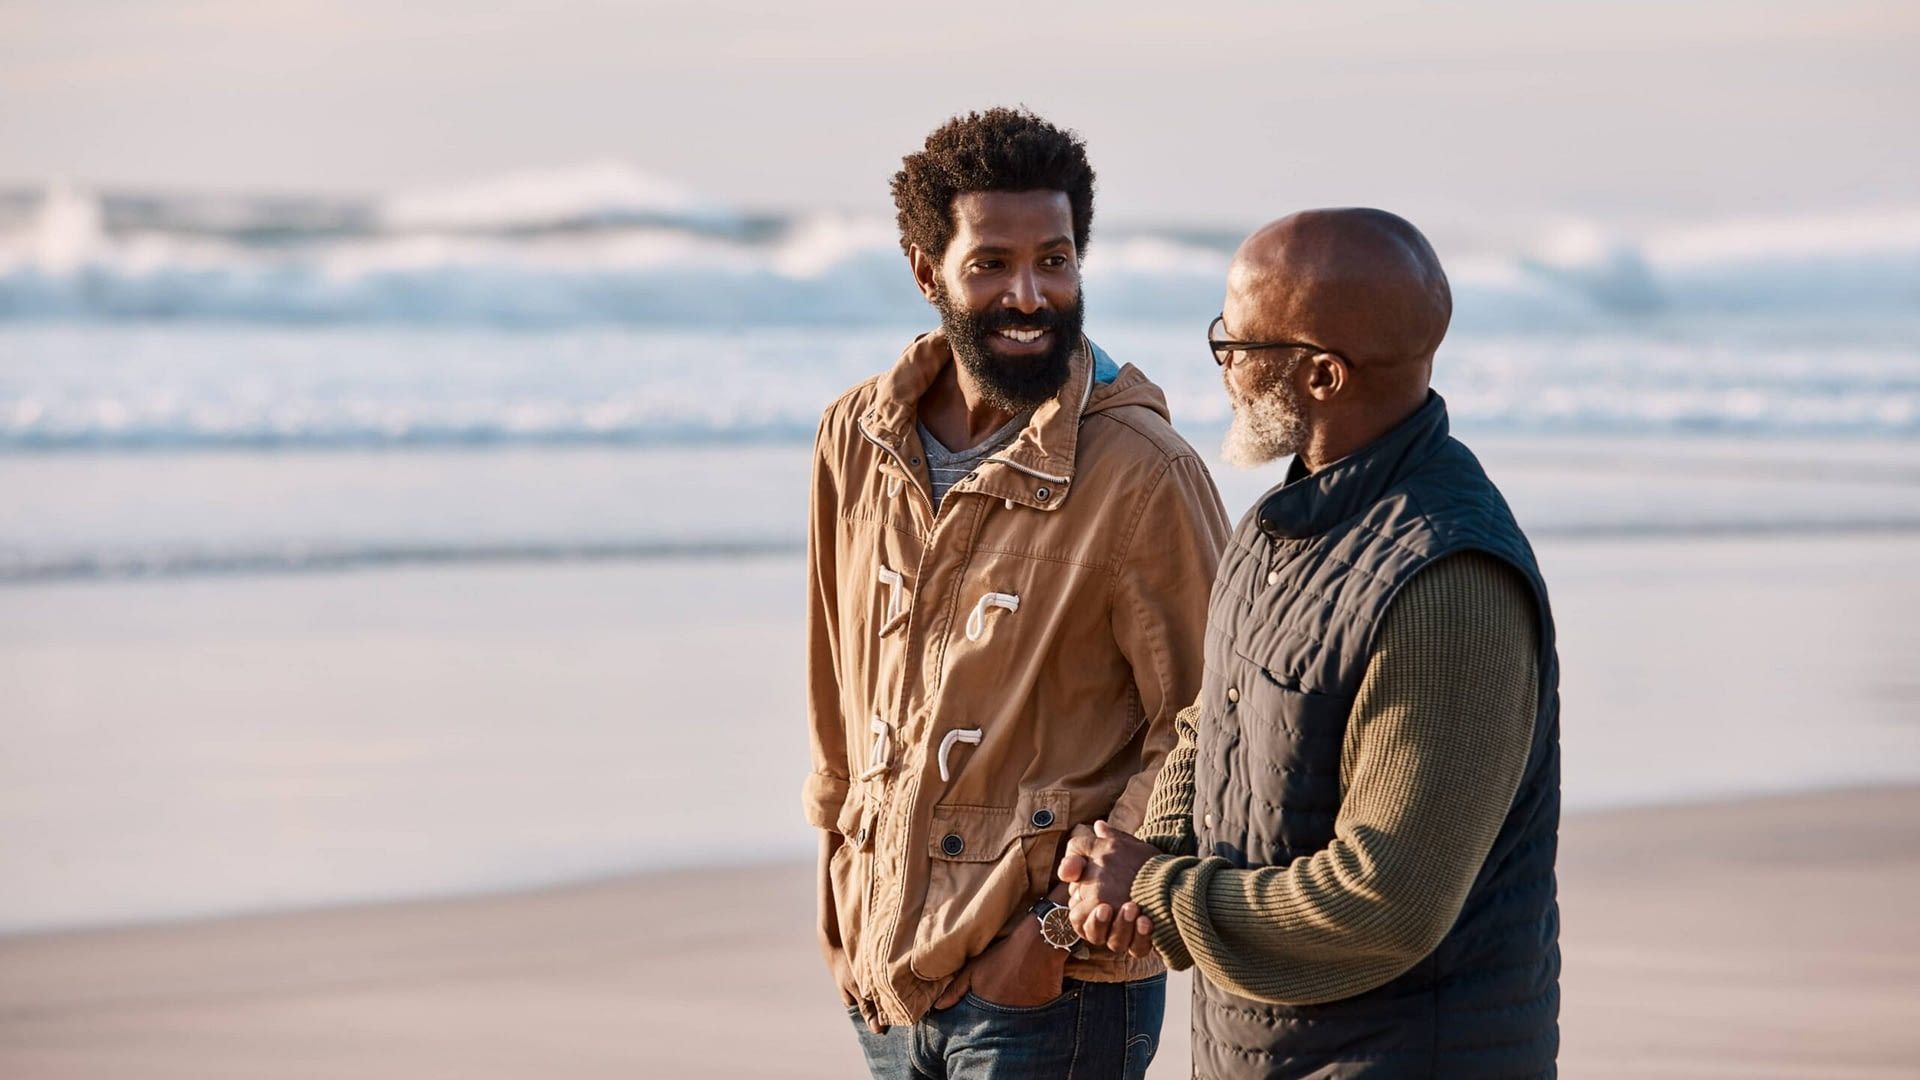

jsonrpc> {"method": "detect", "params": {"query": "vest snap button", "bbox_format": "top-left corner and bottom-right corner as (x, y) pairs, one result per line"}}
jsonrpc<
(1035, 486), (1050, 501)
(1226, 686), (1240, 704)
(1030, 808), (1055, 828)
(941, 833), (965, 857)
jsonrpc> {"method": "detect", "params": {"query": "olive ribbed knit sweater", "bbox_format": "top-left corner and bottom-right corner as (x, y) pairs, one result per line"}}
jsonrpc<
(1131, 551), (1539, 1004)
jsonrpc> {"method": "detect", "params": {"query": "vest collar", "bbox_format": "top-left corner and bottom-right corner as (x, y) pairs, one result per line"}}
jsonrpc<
(1257, 391), (1453, 540)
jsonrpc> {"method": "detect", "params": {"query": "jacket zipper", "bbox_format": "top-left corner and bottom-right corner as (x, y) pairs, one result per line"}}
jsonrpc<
(980, 356), (1091, 486)
(979, 454), (1071, 485)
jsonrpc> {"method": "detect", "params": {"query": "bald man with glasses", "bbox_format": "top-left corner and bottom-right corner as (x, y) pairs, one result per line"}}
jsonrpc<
(1059, 208), (1562, 1078)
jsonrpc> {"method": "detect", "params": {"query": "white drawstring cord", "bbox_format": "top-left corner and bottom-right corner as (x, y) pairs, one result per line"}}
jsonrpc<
(964, 592), (1020, 642)
(937, 728), (983, 782)
(887, 476), (903, 498)
(855, 714), (891, 780)
(876, 564), (908, 636)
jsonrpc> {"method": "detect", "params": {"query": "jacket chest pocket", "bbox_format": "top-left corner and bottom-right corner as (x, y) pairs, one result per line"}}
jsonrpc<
(908, 790), (1070, 983)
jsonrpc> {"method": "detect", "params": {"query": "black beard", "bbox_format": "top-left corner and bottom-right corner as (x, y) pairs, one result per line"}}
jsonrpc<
(934, 288), (1084, 412)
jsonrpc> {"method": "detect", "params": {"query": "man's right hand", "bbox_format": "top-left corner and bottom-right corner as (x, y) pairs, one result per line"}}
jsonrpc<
(823, 940), (886, 1033)
(1058, 821), (1158, 958)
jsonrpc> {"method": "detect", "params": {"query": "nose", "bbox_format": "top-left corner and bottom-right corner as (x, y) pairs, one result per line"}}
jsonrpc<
(1003, 267), (1045, 314)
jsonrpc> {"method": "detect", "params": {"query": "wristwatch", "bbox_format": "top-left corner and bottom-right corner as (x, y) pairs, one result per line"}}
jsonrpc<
(1030, 898), (1091, 959)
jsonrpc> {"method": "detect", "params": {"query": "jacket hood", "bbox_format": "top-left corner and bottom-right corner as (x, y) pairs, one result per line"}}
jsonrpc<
(1083, 355), (1172, 422)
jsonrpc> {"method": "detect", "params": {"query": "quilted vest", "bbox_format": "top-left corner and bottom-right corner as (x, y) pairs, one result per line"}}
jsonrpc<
(1190, 392), (1560, 1079)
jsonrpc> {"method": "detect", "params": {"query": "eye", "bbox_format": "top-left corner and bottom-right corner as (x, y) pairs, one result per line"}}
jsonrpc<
(971, 260), (1004, 273)
(1042, 255), (1070, 269)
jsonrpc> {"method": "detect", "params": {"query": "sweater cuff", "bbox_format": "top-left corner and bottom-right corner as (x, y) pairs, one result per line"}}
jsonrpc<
(1131, 854), (1197, 971)
(801, 771), (849, 831)
(1138, 823), (1197, 858)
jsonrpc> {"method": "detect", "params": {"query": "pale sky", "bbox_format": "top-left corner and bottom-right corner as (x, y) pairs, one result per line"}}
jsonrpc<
(2, 0), (1915, 227)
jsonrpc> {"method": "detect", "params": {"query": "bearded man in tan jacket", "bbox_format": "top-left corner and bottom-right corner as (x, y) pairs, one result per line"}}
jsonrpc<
(803, 108), (1229, 1078)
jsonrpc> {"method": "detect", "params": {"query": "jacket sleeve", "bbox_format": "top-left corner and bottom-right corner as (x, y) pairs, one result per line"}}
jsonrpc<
(801, 410), (850, 831)
(1106, 454), (1230, 832)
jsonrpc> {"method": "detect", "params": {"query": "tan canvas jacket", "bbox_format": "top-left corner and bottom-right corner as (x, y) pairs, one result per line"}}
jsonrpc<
(803, 329), (1228, 1024)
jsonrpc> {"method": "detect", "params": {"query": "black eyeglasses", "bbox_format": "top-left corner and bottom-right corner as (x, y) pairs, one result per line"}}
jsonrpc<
(1208, 314), (1351, 369)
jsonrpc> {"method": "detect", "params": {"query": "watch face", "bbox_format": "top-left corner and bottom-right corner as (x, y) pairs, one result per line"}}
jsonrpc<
(1040, 906), (1080, 950)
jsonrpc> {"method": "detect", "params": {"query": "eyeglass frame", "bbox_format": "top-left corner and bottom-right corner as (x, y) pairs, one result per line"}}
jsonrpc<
(1208, 314), (1353, 369)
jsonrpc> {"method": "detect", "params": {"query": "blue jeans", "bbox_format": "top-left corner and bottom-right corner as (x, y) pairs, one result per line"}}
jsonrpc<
(850, 974), (1165, 1079)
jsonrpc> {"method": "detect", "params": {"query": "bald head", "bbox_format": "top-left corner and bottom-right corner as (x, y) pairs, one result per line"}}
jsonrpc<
(1227, 208), (1451, 373)
(1217, 208), (1452, 471)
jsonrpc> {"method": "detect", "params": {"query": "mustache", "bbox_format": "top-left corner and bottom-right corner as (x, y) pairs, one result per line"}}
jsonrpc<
(979, 307), (1069, 334)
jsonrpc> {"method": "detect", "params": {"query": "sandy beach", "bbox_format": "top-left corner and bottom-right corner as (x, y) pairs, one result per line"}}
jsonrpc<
(2, 786), (1916, 1078)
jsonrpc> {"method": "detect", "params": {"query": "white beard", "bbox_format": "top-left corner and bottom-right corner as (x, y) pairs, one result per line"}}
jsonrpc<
(1221, 381), (1307, 468)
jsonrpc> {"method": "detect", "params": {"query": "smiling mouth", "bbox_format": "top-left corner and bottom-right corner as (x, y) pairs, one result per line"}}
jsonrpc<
(997, 328), (1048, 344)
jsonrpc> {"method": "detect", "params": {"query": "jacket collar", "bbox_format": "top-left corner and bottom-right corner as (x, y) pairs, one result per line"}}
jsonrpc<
(1257, 391), (1453, 540)
(857, 328), (1096, 511)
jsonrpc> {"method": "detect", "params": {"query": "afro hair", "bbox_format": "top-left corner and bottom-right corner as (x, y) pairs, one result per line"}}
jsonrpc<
(890, 108), (1096, 261)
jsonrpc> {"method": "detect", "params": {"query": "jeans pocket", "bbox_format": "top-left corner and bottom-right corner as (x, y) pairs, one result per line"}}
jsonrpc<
(961, 983), (1079, 1016)
(945, 983), (1085, 1076)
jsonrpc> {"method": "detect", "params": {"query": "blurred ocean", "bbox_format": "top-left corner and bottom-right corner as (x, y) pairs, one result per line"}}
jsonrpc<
(3, 164), (1918, 581)
(2, 165), (1918, 444)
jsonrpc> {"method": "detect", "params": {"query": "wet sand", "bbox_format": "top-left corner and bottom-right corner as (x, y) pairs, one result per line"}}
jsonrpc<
(4, 786), (1917, 1078)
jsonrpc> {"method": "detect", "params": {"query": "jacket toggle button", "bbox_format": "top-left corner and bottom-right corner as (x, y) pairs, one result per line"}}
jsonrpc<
(1226, 686), (1240, 704)
(1203, 812), (1217, 829)
(1266, 570), (1279, 585)
(1030, 808), (1055, 828)
(941, 833), (965, 857)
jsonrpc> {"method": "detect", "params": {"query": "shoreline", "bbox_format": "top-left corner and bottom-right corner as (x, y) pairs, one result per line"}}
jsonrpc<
(5, 432), (1918, 588)
(5, 786), (1918, 1077)
(12, 516), (1920, 589)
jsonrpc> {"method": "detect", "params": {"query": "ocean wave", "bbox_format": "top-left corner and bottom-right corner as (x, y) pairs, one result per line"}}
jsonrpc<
(2, 169), (1918, 329)
(2, 323), (1918, 451)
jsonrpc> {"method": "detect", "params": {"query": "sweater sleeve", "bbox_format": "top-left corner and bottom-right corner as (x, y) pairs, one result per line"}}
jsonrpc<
(1136, 693), (1202, 857)
(1130, 552), (1539, 1003)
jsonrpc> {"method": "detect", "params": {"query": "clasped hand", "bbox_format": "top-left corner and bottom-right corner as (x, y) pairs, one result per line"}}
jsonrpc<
(1056, 820), (1160, 958)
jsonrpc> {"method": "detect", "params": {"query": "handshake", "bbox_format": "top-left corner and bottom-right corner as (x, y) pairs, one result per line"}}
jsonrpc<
(1054, 820), (1164, 959)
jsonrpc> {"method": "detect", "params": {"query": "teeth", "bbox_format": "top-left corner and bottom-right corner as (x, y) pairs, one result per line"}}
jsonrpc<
(999, 328), (1045, 343)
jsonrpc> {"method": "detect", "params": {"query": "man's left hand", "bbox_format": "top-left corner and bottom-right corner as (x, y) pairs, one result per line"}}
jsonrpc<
(932, 915), (1067, 1010)
(1057, 820), (1160, 957)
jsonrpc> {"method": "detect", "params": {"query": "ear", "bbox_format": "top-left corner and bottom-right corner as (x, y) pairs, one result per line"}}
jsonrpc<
(907, 245), (941, 303)
(1304, 353), (1347, 402)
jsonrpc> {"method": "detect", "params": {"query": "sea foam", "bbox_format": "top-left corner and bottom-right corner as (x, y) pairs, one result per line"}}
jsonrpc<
(2, 167), (1917, 329)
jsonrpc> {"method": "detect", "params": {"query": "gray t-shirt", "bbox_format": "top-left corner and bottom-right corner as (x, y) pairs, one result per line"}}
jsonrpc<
(917, 411), (1031, 511)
